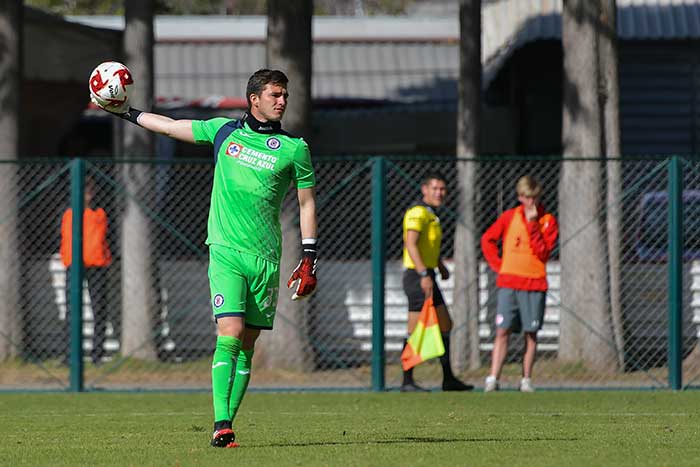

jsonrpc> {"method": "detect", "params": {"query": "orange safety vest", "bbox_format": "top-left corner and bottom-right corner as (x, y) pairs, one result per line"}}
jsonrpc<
(499, 206), (546, 279)
(60, 208), (112, 268)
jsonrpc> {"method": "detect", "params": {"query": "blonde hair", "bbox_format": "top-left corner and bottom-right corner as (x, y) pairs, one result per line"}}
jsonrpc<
(516, 176), (542, 198)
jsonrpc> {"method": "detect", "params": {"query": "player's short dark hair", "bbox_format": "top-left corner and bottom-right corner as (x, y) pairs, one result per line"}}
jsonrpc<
(421, 172), (446, 186)
(246, 69), (289, 108)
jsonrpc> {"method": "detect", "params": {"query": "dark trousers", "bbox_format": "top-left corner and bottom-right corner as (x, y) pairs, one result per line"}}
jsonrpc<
(65, 266), (109, 363)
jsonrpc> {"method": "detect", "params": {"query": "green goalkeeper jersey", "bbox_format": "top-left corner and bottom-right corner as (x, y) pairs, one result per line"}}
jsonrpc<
(192, 116), (316, 263)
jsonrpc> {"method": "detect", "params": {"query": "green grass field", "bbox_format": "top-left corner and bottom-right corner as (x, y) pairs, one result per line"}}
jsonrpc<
(2, 391), (700, 466)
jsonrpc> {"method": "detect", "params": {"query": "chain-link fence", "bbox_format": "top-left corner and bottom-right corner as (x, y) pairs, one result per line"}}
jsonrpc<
(0, 156), (698, 391)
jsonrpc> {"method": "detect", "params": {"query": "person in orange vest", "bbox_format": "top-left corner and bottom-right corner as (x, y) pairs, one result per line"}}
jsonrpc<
(60, 177), (112, 365)
(400, 172), (473, 392)
(481, 176), (558, 392)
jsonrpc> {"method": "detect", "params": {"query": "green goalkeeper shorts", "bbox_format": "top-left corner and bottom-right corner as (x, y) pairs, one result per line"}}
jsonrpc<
(208, 244), (280, 330)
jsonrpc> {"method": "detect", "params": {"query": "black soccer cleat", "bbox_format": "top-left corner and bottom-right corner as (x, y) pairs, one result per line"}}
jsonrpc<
(442, 377), (475, 392)
(400, 382), (430, 392)
(211, 428), (236, 448)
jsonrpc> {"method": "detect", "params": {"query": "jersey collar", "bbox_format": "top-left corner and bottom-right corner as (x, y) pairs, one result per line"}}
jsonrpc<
(414, 200), (436, 215)
(242, 112), (282, 134)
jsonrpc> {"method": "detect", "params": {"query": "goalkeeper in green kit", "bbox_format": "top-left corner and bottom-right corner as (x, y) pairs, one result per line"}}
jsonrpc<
(92, 69), (317, 448)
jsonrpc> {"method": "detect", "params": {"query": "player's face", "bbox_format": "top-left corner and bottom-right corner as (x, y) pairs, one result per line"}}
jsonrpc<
(250, 83), (288, 122)
(421, 179), (447, 208)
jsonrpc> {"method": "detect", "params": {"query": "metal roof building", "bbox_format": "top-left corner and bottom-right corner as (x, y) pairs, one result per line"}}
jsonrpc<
(65, 1), (700, 157)
(68, 0), (700, 105)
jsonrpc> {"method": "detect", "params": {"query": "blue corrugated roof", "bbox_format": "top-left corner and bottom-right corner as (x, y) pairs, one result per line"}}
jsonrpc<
(484, 0), (700, 85)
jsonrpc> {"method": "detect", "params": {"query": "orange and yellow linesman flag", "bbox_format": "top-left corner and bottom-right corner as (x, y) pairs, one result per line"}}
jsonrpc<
(401, 297), (445, 371)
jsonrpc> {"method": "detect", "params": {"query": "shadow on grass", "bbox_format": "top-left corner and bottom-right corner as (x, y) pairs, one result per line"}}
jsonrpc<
(250, 435), (580, 448)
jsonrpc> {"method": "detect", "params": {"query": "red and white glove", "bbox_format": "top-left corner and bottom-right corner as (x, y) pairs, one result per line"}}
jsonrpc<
(287, 239), (317, 300)
(90, 92), (130, 115)
(90, 93), (143, 125)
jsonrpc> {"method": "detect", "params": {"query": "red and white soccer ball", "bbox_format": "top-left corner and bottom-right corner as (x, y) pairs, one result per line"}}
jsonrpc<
(89, 61), (133, 112)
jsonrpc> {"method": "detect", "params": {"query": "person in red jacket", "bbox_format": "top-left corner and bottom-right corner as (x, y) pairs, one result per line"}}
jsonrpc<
(480, 176), (558, 392)
(60, 177), (112, 365)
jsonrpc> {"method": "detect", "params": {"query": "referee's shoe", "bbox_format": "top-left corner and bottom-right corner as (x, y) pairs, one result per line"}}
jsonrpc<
(400, 382), (430, 392)
(442, 377), (474, 392)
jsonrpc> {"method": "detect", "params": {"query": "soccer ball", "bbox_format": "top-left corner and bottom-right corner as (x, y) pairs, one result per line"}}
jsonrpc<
(89, 61), (133, 112)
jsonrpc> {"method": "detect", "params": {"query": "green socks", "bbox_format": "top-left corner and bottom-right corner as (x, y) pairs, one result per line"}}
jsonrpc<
(211, 335), (241, 424)
(229, 349), (253, 421)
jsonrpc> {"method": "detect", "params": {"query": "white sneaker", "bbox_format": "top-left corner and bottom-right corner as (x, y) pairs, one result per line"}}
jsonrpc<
(519, 377), (535, 393)
(484, 375), (499, 392)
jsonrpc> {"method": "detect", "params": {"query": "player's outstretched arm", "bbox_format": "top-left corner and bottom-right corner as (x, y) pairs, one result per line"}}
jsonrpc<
(89, 61), (195, 144)
(132, 111), (196, 144)
(92, 99), (196, 144)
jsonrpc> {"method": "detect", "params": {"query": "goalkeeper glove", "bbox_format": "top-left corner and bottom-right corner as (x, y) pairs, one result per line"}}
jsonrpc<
(90, 93), (142, 125)
(90, 91), (130, 115)
(287, 239), (317, 301)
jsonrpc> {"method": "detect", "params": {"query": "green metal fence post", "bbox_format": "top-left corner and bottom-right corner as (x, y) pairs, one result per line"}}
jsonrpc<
(371, 157), (386, 391)
(668, 155), (683, 390)
(69, 158), (85, 392)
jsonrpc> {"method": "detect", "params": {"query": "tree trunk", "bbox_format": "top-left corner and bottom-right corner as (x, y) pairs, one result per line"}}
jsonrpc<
(452, 0), (482, 372)
(599, 0), (625, 370)
(257, 0), (313, 372)
(120, 0), (158, 360)
(0, 0), (21, 361)
(559, 0), (616, 370)
(266, 1), (312, 139)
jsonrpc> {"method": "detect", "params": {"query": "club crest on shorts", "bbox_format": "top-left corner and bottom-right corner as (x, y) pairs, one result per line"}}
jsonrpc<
(213, 294), (225, 308)
(265, 137), (281, 150)
(262, 295), (272, 309)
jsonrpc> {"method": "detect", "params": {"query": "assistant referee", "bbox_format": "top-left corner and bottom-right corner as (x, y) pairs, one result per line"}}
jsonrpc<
(400, 172), (473, 392)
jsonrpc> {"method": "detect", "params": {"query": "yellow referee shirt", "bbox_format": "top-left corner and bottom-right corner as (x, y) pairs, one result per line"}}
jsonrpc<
(402, 204), (442, 269)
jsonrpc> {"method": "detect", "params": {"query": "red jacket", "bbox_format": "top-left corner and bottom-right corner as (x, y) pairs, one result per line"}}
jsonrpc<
(481, 205), (558, 291)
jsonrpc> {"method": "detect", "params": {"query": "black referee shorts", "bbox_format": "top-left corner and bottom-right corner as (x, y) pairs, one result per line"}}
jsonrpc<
(402, 269), (446, 312)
